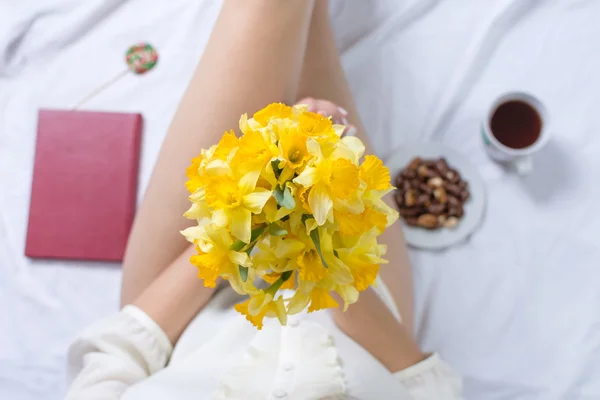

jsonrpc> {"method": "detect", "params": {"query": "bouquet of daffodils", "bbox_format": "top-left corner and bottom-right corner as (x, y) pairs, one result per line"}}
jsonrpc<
(182, 103), (398, 329)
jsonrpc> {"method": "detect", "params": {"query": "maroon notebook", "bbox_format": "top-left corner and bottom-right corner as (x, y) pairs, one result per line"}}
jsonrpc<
(26, 109), (142, 262)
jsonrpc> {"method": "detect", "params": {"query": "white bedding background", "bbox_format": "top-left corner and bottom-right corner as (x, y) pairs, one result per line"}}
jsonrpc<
(1, 0), (599, 399)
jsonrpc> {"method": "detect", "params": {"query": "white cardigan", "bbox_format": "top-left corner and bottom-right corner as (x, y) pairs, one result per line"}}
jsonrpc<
(66, 282), (463, 400)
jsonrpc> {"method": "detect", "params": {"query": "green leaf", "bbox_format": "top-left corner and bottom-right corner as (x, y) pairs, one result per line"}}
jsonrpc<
(309, 228), (329, 269)
(333, 249), (339, 258)
(239, 265), (248, 282)
(273, 185), (285, 205)
(269, 223), (288, 236)
(282, 185), (296, 209)
(273, 185), (295, 210)
(271, 160), (283, 180)
(230, 240), (246, 251)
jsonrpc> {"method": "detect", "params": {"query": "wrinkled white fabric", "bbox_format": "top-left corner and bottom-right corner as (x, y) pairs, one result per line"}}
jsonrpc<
(67, 285), (463, 400)
(3, 1), (600, 399)
(66, 306), (172, 400)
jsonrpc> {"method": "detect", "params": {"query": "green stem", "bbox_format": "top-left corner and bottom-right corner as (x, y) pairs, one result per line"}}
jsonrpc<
(265, 270), (293, 296)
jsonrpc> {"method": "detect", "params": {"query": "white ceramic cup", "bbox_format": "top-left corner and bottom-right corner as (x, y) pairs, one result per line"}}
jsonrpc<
(481, 92), (550, 174)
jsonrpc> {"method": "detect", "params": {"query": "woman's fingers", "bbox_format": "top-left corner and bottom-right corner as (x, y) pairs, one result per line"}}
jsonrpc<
(296, 97), (356, 136)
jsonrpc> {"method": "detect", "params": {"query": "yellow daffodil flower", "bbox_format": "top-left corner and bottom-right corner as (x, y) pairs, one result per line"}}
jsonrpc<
(231, 130), (279, 175)
(204, 170), (271, 243)
(294, 141), (360, 225)
(335, 228), (388, 292)
(183, 224), (252, 292)
(234, 292), (287, 330)
(278, 125), (310, 170)
(182, 103), (397, 328)
(252, 103), (293, 127)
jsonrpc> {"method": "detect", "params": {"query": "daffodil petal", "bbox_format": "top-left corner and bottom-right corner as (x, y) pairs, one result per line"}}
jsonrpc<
(188, 187), (205, 202)
(304, 218), (319, 235)
(325, 256), (354, 285)
(294, 166), (317, 187)
(211, 209), (228, 227)
(331, 142), (359, 165)
(184, 202), (208, 220)
(274, 238), (305, 259)
(308, 185), (333, 226)
(332, 124), (345, 137)
(249, 292), (272, 316)
(229, 250), (251, 268)
(308, 287), (339, 313)
(271, 296), (287, 326)
(204, 224), (233, 249)
(180, 225), (205, 243)
(229, 208), (252, 243)
(287, 290), (311, 315)
(341, 136), (366, 160)
(239, 113), (251, 134)
(359, 155), (391, 191)
(306, 138), (322, 158)
(337, 285), (359, 311)
(243, 189), (272, 214)
(205, 159), (231, 176)
(238, 170), (260, 194)
(274, 205), (294, 222)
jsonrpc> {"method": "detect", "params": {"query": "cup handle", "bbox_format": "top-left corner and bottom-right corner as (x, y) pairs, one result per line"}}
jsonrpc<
(513, 156), (533, 175)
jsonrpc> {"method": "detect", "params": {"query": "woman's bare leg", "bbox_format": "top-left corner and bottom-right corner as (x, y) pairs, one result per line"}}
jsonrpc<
(298, 1), (415, 333)
(120, 0), (315, 306)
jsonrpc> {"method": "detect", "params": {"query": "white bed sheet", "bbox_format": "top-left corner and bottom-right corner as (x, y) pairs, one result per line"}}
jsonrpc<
(1, 0), (599, 399)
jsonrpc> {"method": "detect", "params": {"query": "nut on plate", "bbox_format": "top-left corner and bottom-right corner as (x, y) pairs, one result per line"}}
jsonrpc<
(394, 156), (471, 231)
(427, 177), (444, 188)
(444, 216), (459, 228)
(408, 157), (422, 170)
(428, 203), (446, 215)
(416, 214), (439, 229)
(417, 165), (430, 179)
(404, 190), (418, 207)
(433, 187), (448, 204)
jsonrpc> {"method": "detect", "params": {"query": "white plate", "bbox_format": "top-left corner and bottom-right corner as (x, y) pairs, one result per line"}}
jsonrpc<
(385, 143), (486, 250)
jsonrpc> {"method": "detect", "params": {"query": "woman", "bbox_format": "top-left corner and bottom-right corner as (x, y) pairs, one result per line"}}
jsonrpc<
(66, 1), (463, 399)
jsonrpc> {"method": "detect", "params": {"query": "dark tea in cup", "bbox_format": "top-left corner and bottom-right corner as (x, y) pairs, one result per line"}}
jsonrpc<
(481, 92), (549, 174)
(490, 100), (542, 149)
